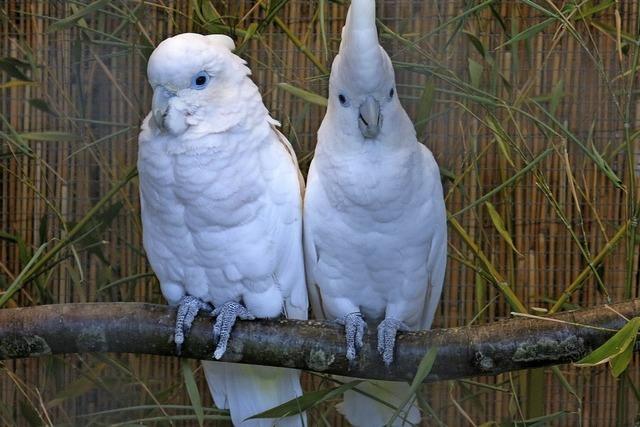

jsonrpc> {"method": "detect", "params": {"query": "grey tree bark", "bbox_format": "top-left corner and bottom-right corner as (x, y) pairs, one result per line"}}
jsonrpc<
(0, 300), (637, 382)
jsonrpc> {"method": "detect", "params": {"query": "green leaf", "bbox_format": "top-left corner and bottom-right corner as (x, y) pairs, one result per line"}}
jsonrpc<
(0, 80), (37, 90)
(499, 18), (555, 48)
(485, 202), (522, 256)
(1, 57), (30, 70)
(610, 340), (634, 377)
(454, 147), (554, 217)
(18, 400), (42, 427)
(28, 99), (58, 117)
(415, 79), (436, 140)
(575, 317), (640, 373)
(201, 1), (222, 22)
(410, 346), (438, 389)
(38, 213), (48, 244)
(0, 243), (47, 308)
(548, 79), (564, 116)
(248, 380), (362, 420)
(48, 0), (111, 33)
(485, 115), (515, 167)
(277, 83), (327, 107)
(181, 361), (204, 427)
(387, 347), (438, 425)
(19, 131), (81, 142)
(0, 230), (18, 243)
(48, 363), (107, 407)
(519, 410), (568, 426)
(577, 0), (616, 20)
(468, 58), (483, 88)
(242, 22), (258, 44)
(0, 57), (32, 81)
(463, 31), (486, 58)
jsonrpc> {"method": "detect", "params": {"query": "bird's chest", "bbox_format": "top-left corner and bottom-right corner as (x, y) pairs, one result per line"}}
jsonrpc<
(320, 146), (421, 220)
(311, 149), (433, 291)
(139, 143), (273, 264)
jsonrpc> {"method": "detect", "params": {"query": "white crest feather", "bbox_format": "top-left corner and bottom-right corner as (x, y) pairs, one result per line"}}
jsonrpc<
(206, 34), (236, 51)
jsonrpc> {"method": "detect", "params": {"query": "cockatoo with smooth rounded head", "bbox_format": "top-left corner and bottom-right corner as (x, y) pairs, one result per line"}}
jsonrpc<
(138, 33), (308, 427)
(303, 1), (447, 425)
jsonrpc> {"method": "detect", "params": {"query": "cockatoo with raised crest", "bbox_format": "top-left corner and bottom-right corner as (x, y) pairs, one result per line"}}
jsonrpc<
(303, 1), (447, 425)
(138, 33), (308, 427)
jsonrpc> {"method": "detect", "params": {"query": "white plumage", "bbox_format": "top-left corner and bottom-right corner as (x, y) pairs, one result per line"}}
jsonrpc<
(138, 33), (307, 426)
(303, 1), (447, 425)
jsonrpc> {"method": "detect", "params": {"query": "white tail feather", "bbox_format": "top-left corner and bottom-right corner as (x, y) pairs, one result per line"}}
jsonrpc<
(203, 361), (306, 427)
(337, 380), (420, 427)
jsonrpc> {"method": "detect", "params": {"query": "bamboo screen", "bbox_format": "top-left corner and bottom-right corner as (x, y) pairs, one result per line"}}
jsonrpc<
(1, 1), (639, 426)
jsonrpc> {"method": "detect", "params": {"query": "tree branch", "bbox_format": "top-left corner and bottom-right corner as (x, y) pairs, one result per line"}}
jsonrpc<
(0, 301), (637, 382)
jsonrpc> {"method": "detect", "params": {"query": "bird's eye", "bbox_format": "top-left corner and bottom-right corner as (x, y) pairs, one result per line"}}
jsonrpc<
(338, 94), (349, 107)
(191, 71), (210, 90)
(389, 88), (395, 98)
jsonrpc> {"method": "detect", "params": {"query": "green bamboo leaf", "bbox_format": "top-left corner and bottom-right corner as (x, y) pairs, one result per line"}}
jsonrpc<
(48, 363), (107, 407)
(527, 410), (568, 426)
(242, 22), (258, 44)
(0, 243), (47, 307)
(575, 317), (640, 368)
(277, 83), (327, 107)
(48, 0), (111, 33)
(201, 1), (222, 22)
(387, 347), (438, 425)
(548, 79), (564, 116)
(610, 340), (634, 377)
(1, 57), (30, 69)
(454, 147), (554, 217)
(577, 0), (616, 19)
(485, 202), (522, 256)
(468, 58), (483, 88)
(550, 366), (577, 398)
(463, 31), (486, 58)
(498, 18), (554, 48)
(485, 115), (515, 167)
(0, 80), (37, 90)
(18, 400), (42, 427)
(0, 231), (18, 243)
(181, 361), (204, 427)
(0, 57), (32, 82)
(19, 131), (81, 142)
(248, 380), (362, 420)
(415, 79), (436, 140)
(28, 99), (58, 117)
(79, 404), (227, 418)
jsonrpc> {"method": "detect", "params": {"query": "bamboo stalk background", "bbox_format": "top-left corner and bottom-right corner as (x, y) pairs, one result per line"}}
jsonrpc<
(0, 0), (639, 425)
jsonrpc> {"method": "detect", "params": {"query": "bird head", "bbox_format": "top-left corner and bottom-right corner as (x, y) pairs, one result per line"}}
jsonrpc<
(146, 33), (248, 136)
(328, 0), (400, 141)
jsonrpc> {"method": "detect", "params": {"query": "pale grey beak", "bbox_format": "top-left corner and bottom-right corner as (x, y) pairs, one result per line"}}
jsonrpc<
(358, 96), (381, 139)
(152, 86), (174, 129)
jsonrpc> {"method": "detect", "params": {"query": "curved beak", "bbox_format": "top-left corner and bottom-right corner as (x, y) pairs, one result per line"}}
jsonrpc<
(152, 86), (174, 129)
(358, 96), (381, 139)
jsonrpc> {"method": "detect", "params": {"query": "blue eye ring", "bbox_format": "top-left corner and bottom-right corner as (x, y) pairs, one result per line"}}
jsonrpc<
(191, 71), (210, 90)
(338, 93), (349, 107)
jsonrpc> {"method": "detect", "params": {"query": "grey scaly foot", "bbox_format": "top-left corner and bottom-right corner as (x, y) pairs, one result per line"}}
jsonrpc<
(212, 301), (255, 359)
(174, 295), (214, 354)
(336, 312), (366, 361)
(377, 318), (409, 366)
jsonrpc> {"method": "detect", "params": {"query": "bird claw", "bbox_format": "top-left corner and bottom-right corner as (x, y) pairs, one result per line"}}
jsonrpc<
(174, 295), (213, 355)
(337, 312), (366, 361)
(377, 318), (409, 366)
(212, 301), (255, 360)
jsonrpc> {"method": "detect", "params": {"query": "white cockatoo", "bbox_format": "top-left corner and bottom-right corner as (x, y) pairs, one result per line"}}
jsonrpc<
(138, 33), (308, 427)
(303, 1), (447, 425)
